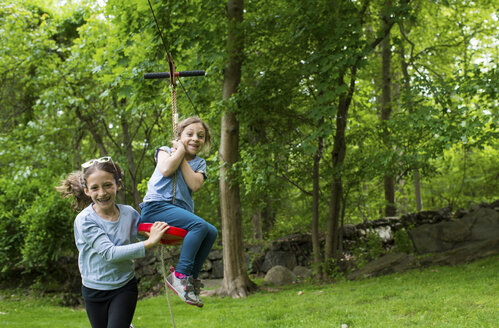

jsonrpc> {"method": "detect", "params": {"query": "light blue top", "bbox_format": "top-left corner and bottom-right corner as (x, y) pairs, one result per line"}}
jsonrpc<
(74, 204), (145, 290)
(142, 146), (207, 213)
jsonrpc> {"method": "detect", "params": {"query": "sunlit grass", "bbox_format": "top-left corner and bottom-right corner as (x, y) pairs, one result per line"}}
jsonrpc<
(1, 255), (498, 327)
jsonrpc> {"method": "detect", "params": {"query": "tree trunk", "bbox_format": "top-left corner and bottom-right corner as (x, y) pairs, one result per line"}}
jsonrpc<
(398, 24), (423, 212)
(325, 105), (346, 263)
(381, 2), (396, 217)
(121, 116), (142, 209)
(74, 106), (107, 157)
(413, 169), (422, 211)
(218, 0), (257, 298)
(261, 201), (275, 237)
(323, 0), (406, 276)
(325, 74), (350, 264)
(312, 131), (324, 275)
(251, 211), (262, 241)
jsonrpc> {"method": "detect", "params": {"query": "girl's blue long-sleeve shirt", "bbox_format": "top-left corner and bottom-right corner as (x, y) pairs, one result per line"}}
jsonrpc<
(74, 204), (145, 290)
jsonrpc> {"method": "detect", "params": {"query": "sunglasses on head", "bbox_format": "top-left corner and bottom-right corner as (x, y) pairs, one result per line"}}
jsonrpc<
(81, 156), (113, 169)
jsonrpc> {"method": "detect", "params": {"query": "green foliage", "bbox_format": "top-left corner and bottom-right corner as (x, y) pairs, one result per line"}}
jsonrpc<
(393, 228), (414, 254)
(0, 169), (76, 282)
(423, 143), (499, 210)
(20, 189), (75, 275)
(351, 231), (385, 269)
(0, 178), (29, 274)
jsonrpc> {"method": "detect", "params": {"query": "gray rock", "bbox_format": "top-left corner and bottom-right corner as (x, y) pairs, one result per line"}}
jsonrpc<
(419, 239), (499, 266)
(202, 259), (213, 271)
(261, 250), (297, 272)
(348, 252), (417, 280)
(264, 265), (296, 285)
(342, 224), (357, 239)
(439, 220), (472, 242)
(375, 226), (393, 242)
(409, 223), (454, 253)
(466, 208), (499, 241)
(208, 249), (223, 260)
(293, 265), (313, 279)
(211, 259), (224, 279)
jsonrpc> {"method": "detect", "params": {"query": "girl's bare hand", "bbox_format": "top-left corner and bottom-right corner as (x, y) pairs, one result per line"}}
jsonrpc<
(143, 222), (169, 249)
(171, 139), (185, 153)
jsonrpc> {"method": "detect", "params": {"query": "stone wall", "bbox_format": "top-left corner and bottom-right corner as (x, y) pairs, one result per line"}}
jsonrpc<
(135, 200), (499, 294)
(346, 200), (499, 279)
(248, 200), (499, 277)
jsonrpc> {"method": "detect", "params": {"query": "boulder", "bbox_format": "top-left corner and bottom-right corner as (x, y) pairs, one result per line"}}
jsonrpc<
(348, 252), (417, 280)
(409, 220), (474, 254)
(208, 249), (223, 260)
(375, 225), (393, 242)
(261, 250), (297, 272)
(264, 265), (296, 286)
(211, 259), (224, 279)
(419, 239), (499, 267)
(293, 265), (313, 279)
(461, 208), (499, 241)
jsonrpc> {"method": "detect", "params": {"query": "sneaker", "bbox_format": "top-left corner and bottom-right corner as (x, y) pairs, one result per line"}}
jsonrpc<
(165, 269), (198, 306)
(192, 278), (204, 308)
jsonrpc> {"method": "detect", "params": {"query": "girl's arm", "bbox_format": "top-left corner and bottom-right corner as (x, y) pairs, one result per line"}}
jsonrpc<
(157, 142), (185, 177)
(77, 220), (168, 262)
(180, 159), (204, 192)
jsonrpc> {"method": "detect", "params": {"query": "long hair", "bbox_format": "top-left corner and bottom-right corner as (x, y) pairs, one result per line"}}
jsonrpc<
(176, 116), (212, 153)
(56, 161), (123, 211)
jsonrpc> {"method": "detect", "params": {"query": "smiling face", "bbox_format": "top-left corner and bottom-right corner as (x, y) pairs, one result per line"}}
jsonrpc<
(179, 122), (206, 159)
(84, 169), (121, 214)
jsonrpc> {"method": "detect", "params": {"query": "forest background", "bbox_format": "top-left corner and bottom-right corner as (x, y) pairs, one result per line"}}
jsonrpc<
(0, 0), (497, 296)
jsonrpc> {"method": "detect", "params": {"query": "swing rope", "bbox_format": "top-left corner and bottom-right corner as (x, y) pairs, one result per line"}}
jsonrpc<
(160, 247), (176, 328)
(143, 1), (205, 325)
(167, 52), (178, 205)
(146, 0), (179, 326)
(146, 0), (200, 115)
(147, 0), (187, 328)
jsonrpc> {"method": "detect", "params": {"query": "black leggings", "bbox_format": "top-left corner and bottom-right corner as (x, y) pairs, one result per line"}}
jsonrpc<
(82, 278), (138, 328)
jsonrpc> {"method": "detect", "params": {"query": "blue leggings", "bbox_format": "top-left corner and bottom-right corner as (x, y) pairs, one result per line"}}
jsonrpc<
(140, 201), (218, 278)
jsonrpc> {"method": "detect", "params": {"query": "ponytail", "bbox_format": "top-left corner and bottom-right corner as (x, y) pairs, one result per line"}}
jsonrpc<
(56, 171), (92, 211)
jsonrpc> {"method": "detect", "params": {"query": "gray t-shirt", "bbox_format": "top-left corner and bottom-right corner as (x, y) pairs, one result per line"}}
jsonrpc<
(74, 204), (145, 290)
(142, 146), (207, 212)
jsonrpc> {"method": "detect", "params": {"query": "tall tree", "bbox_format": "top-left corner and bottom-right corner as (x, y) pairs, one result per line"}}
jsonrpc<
(324, 0), (411, 264)
(398, 29), (423, 211)
(380, 0), (396, 217)
(218, 0), (257, 298)
(312, 128), (325, 273)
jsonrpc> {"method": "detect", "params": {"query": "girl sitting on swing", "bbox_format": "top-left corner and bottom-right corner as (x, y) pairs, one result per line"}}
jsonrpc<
(57, 157), (169, 328)
(140, 116), (218, 308)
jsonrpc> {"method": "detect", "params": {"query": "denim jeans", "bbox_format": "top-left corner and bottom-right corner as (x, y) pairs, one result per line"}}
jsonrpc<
(140, 201), (218, 278)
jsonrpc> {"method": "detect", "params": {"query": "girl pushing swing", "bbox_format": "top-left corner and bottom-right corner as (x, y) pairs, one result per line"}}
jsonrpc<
(57, 157), (169, 328)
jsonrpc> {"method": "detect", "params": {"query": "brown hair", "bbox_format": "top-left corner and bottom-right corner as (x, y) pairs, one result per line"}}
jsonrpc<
(56, 160), (123, 211)
(176, 116), (212, 153)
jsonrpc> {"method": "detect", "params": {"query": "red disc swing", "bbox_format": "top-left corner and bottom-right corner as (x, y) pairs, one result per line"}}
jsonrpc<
(138, 223), (187, 245)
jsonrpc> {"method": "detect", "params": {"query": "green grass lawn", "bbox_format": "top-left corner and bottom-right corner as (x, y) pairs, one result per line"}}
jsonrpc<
(1, 255), (498, 328)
